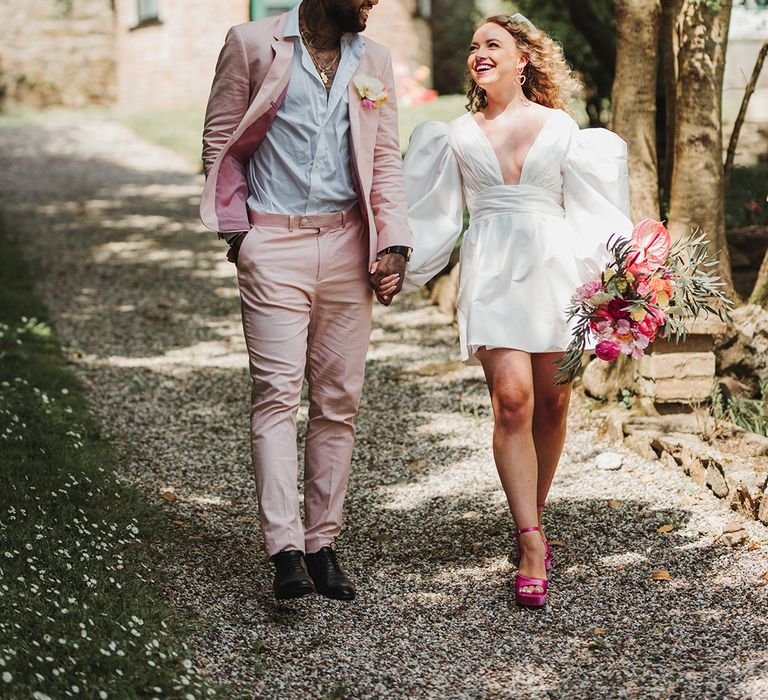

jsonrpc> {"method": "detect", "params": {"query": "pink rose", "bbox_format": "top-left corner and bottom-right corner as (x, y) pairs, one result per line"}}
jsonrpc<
(595, 341), (621, 362)
(361, 97), (376, 110)
(637, 306), (666, 341)
(636, 317), (658, 340)
(589, 308), (612, 334)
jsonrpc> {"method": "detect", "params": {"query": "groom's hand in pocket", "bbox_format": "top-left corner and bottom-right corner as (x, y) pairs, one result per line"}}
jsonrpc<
(225, 231), (248, 265)
(369, 252), (406, 306)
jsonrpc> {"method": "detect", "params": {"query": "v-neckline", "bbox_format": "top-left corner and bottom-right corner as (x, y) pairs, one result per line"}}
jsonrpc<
(467, 110), (559, 186)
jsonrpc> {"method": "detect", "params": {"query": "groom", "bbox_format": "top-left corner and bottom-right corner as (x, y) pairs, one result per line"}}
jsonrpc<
(200, 0), (410, 600)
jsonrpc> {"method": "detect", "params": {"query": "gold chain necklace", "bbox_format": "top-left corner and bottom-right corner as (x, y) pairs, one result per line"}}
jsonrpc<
(300, 29), (341, 86)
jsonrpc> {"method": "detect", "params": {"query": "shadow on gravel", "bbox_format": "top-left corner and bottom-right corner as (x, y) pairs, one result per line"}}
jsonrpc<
(3, 120), (766, 699)
(1, 124), (233, 360)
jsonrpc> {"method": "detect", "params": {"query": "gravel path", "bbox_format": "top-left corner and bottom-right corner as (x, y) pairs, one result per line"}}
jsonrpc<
(1, 115), (767, 700)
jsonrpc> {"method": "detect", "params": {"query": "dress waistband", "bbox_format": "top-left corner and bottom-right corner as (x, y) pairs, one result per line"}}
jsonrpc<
(469, 185), (564, 223)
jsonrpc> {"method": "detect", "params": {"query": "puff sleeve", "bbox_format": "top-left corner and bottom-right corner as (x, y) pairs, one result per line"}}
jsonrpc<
(403, 121), (465, 290)
(561, 127), (633, 278)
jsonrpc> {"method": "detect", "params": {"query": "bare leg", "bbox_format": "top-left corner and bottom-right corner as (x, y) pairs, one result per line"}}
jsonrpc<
(531, 353), (572, 537)
(477, 348), (546, 593)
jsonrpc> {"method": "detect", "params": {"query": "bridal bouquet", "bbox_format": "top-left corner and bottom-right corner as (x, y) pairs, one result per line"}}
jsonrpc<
(554, 220), (732, 384)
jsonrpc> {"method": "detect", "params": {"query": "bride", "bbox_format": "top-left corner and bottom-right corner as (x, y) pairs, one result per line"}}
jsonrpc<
(400, 14), (632, 607)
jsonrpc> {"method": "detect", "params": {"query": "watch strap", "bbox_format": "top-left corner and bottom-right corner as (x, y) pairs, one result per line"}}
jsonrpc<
(380, 245), (411, 261)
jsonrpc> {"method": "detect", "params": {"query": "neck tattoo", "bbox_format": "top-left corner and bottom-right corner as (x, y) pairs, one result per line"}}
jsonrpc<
(300, 28), (341, 86)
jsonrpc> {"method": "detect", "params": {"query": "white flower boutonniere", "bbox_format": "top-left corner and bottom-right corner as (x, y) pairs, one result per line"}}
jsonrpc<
(353, 74), (389, 110)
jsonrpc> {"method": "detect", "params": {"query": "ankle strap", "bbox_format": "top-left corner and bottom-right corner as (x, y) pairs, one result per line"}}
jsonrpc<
(517, 526), (541, 535)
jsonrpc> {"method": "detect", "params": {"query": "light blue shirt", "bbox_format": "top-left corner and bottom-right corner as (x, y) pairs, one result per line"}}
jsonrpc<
(246, 4), (363, 216)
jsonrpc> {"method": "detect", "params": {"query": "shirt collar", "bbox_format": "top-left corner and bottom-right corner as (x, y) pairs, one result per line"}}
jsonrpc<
(283, 3), (301, 38)
(283, 2), (366, 49)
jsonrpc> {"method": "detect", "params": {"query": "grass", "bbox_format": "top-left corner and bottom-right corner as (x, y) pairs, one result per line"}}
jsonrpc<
(396, 94), (467, 149)
(116, 94), (468, 168)
(0, 219), (224, 699)
(711, 380), (768, 437)
(118, 109), (206, 171)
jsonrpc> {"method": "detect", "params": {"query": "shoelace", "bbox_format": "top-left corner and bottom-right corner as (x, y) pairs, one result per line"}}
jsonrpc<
(288, 557), (306, 573)
(324, 548), (340, 571)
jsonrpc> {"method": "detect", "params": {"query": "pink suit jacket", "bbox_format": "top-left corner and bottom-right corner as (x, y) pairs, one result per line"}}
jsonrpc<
(200, 12), (410, 262)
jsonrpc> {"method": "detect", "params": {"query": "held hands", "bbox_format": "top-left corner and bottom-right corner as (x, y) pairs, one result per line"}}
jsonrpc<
(369, 252), (407, 306)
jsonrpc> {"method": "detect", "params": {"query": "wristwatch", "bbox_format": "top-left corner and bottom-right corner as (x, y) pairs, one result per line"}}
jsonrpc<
(378, 245), (412, 261)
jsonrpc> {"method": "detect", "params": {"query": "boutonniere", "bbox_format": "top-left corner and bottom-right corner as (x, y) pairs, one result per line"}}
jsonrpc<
(353, 74), (389, 110)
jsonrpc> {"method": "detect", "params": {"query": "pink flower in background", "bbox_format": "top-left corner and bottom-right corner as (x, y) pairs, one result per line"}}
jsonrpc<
(626, 220), (670, 275)
(595, 341), (621, 361)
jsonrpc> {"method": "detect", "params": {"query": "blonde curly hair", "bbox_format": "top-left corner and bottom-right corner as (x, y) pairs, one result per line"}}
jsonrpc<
(466, 15), (582, 113)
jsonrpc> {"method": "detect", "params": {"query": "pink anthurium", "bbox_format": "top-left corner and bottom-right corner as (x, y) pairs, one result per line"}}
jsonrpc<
(626, 220), (670, 275)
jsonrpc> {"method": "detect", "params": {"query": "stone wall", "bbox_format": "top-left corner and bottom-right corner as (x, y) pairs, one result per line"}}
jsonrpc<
(114, 0), (432, 112)
(114, 0), (249, 111)
(0, 0), (115, 109)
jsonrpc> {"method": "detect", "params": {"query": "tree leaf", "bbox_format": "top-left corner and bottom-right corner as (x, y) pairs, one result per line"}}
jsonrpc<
(657, 524), (675, 533)
(651, 569), (671, 581)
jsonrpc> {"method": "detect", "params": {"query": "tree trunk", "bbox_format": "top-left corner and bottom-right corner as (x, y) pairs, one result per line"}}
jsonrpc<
(659, 0), (683, 213)
(667, 0), (734, 298)
(611, 0), (662, 221)
(749, 247), (768, 307)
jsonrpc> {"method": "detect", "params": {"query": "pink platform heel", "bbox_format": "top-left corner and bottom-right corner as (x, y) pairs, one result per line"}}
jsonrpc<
(537, 503), (552, 572)
(515, 526), (549, 608)
(515, 506), (552, 571)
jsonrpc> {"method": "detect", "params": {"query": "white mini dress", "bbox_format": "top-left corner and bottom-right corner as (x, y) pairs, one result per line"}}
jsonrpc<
(404, 109), (633, 362)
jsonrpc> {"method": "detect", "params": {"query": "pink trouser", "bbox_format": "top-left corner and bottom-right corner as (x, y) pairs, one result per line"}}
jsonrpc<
(236, 206), (373, 557)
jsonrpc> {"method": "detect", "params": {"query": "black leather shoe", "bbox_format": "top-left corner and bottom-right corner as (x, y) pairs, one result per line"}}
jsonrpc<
(305, 546), (356, 600)
(271, 550), (315, 600)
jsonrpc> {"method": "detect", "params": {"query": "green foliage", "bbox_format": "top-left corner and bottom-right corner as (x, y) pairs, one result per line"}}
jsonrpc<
(501, 0), (616, 124)
(430, 0), (481, 94)
(662, 230), (734, 336)
(725, 164), (768, 229)
(711, 381), (768, 437)
(0, 223), (227, 699)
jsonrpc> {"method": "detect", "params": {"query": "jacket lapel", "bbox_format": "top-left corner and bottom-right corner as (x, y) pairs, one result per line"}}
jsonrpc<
(348, 50), (379, 193)
(241, 35), (294, 131)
